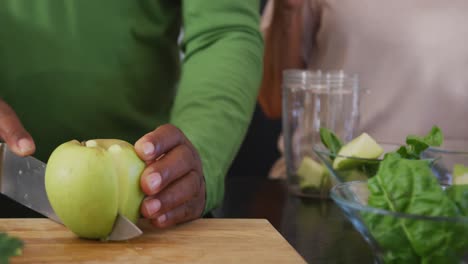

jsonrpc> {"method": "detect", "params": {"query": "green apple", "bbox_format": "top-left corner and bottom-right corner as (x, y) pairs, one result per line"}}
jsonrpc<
(297, 156), (325, 190)
(453, 164), (468, 185)
(333, 133), (384, 170)
(453, 164), (468, 178)
(45, 139), (145, 240)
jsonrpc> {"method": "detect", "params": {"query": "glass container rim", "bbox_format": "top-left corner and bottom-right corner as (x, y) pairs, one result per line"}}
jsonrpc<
(282, 69), (359, 86)
(331, 181), (468, 223)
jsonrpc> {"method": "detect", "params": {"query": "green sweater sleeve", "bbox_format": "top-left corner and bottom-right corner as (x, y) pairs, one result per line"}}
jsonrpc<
(170, 0), (263, 214)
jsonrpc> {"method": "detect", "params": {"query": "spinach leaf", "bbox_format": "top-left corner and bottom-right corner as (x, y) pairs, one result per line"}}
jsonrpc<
(363, 180), (419, 263)
(0, 232), (23, 263)
(364, 153), (467, 262)
(446, 185), (468, 216)
(396, 126), (443, 159)
(356, 162), (380, 178)
(319, 127), (343, 156)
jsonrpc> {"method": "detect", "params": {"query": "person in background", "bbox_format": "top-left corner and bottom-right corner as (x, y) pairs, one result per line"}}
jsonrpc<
(226, 0), (283, 179)
(0, 1), (263, 227)
(260, 0), (468, 178)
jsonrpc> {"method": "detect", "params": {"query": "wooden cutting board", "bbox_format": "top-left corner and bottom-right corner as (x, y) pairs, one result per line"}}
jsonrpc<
(0, 218), (305, 263)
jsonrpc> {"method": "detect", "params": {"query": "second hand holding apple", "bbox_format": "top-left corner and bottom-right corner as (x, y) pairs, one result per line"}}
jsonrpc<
(134, 124), (206, 228)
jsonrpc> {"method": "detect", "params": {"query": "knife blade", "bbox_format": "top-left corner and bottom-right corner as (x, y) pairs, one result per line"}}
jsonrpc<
(0, 143), (60, 223)
(0, 143), (143, 241)
(107, 214), (143, 241)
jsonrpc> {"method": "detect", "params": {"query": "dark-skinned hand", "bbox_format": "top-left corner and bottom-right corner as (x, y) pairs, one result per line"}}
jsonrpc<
(135, 124), (206, 228)
(0, 99), (36, 156)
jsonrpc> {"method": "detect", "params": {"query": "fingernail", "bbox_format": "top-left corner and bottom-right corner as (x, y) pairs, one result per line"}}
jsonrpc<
(17, 138), (33, 154)
(143, 142), (154, 156)
(144, 199), (161, 216)
(158, 214), (167, 224)
(146, 173), (161, 193)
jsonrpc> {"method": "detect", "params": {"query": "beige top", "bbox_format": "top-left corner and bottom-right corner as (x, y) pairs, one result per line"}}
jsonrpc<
(263, 0), (468, 150)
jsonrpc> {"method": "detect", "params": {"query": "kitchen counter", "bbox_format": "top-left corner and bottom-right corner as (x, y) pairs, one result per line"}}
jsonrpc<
(214, 176), (374, 263)
(1, 218), (305, 263)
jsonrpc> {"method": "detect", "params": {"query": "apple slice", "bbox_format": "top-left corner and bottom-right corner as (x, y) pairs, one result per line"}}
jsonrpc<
(453, 164), (468, 185)
(89, 139), (146, 224)
(45, 139), (145, 240)
(333, 133), (384, 170)
(297, 156), (325, 190)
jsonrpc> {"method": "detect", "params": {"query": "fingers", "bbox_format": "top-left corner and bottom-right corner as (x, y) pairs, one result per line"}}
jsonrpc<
(141, 171), (203, 219)
(151, 193), (205, 228)
(136, 124), (206, 228)
(134, 124), (186, 162)
(140, 144), (195, 196)
(0, 100), (35, 156)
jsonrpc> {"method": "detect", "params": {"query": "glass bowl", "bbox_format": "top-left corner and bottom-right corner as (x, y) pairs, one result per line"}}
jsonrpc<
(330, 148), (468, 263)
(422, 147), (468, 186)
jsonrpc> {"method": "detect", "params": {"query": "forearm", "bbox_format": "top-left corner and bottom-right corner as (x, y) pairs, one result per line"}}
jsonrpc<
(258, 0), (305, 119)
(170, 0), (263, 214)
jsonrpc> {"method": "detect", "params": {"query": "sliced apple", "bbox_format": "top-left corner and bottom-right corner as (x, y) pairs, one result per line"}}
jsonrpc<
(45, 139), (145, 240)
(453, 164), (468, 185)
(297, 156), (325, 190)
(333, 133), (384, 170)
(92, 139), (146, 224)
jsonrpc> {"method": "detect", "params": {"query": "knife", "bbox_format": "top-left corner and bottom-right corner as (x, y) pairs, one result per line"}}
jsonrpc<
(0, 143), (143, 241)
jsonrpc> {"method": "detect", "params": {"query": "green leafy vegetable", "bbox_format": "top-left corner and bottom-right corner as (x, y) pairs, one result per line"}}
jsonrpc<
(446, 185), (468, 216)
(321, 126), (468, 262)
(0, 232), (23, 263)
(364, 153), (468, 263)
(396, 126), (443, 159)
(319, 127), (343, 156)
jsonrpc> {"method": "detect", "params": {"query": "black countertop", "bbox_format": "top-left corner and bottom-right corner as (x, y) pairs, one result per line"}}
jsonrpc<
(213, 176), (374, 264)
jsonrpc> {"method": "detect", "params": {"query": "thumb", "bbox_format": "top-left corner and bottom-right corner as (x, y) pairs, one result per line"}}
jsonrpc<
(0, 100), (35, 156)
